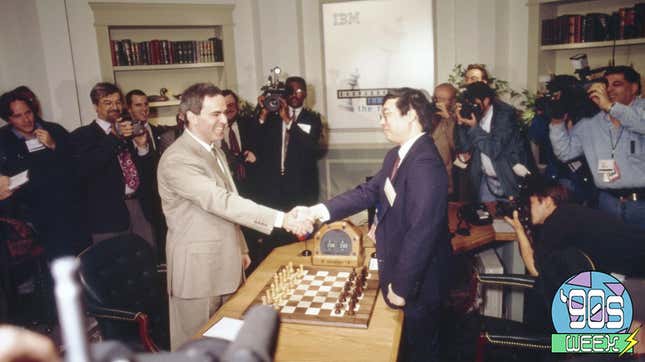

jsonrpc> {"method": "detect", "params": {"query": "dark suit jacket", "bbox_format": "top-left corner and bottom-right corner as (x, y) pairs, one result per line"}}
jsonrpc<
(0, 120), (88, 257)
(254, 108), (322, 209)
(223, 115), (260, 199)
(150, 124), (181, 156)
(456, 100), (528, 197)
(70, 121), (157, 234)
(324, 135), (451, 307)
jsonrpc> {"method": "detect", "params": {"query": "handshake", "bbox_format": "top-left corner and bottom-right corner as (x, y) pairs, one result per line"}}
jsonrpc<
(281, 205), (327, 237)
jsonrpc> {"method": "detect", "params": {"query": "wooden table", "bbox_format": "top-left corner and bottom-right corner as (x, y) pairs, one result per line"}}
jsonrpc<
(448, 202), (516, 254)
(197, 241), (403, 362)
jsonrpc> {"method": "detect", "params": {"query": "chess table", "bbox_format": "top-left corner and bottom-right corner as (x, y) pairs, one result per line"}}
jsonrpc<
(197, 241), (403, 362)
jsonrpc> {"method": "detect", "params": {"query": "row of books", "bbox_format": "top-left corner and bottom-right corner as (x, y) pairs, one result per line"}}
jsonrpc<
(541, 4), (645, 45)
(110, 38), (224, 67)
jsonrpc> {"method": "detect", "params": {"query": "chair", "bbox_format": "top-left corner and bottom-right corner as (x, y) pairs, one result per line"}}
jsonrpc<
(474, 247), (596, 362)
(77, 233), (169, 352)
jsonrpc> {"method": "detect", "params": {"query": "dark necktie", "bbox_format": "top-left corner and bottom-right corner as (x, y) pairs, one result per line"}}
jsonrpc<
(227, 127), (246, 181)
(390, 156), (400, 181)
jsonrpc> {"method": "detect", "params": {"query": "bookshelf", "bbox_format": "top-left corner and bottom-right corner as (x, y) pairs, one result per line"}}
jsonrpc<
(90, 3), (237, 125)
(528, 0), (645, 92)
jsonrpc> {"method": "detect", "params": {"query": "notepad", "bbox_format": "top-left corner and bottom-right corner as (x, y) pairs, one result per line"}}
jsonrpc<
(202, 317), (244, 341)
(9, 170), (29, 191)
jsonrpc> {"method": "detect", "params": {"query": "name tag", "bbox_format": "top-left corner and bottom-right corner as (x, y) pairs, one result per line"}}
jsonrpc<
(25, 138), (45, 153)
(297, 123), (311, 134)
(598, 159), (620, 182)
(384, 177), (396, 206)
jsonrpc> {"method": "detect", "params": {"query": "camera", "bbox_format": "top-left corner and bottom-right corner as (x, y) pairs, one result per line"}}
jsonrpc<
(116, 114), (147, 138)
(457, 92), (483, 120)
(535, 75), (605, 122)
(260, 66), (291, 113)
(496, 176), (533, 237)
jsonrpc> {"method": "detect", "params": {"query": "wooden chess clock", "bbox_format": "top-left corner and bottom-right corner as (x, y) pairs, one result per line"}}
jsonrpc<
(312, 220), (364, 267)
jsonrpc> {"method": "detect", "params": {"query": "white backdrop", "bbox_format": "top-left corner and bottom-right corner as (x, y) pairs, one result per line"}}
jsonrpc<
(322, 0), (434, 130)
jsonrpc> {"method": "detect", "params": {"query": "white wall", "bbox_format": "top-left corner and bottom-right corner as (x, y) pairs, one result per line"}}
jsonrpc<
(434, 0), (529, 94)
(0, 0), (52, 125)
(0, 0), (531, 136)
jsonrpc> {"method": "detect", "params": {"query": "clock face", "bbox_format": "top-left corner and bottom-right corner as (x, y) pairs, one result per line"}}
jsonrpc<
(319, 229), (353, 256)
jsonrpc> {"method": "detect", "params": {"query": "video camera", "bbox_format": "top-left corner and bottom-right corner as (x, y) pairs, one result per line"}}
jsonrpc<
(260, 66), (292, 113)
(534, 54), (608, 122)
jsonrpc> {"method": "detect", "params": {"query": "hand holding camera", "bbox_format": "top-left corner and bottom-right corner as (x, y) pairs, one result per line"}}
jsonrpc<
(455, 103), (477, 128)
(586, 81), (613, 112)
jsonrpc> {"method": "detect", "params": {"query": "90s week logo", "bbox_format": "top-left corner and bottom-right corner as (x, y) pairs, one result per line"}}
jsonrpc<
(551, 271), (640, 355)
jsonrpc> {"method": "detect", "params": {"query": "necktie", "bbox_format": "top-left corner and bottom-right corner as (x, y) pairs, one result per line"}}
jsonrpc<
(281, 110), (294, 175)
(390, 156), (400, 181)
(228, 127), (246, 181)
(213, 145), (237, 193)
(117, 148), (140, 192)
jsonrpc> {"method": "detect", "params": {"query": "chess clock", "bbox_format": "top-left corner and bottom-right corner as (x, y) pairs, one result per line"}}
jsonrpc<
(312, 220), (364, 267)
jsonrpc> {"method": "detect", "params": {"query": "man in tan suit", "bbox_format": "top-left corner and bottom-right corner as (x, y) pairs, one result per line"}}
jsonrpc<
(157, 83), (312, 350)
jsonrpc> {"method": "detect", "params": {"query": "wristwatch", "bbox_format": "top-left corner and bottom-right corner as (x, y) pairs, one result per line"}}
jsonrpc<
(606, 102), (616, 114)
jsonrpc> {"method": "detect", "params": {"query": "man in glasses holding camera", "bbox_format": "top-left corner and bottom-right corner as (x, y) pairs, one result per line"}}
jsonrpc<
(71, 82), (156, 248)
(455, 82), (530, 202)
(549, 66), (645, 230)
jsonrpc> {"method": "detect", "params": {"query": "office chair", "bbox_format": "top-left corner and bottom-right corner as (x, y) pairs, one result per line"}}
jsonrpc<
(474, 247), (596, 362)
(77, 233), (169, 351)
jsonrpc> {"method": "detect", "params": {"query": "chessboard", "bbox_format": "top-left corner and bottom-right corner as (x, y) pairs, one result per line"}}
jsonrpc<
(246, 263), (380, 328)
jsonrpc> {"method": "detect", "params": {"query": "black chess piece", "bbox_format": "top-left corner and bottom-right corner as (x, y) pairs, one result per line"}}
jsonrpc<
(339, 294), (346, 303)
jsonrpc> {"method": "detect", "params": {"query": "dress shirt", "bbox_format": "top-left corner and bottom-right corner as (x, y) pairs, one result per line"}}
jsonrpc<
(281, 106), (303, 173)
(478, 105), (497, 177)
(549, 97), (645, 188)
(185, 128), (285, 228)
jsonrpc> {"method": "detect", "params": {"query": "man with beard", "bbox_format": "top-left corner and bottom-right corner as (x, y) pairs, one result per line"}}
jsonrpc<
(70, 82), (157, 247)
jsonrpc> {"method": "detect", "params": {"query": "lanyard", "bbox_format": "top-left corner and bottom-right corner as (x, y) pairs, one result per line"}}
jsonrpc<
(609, 125), (624, 159)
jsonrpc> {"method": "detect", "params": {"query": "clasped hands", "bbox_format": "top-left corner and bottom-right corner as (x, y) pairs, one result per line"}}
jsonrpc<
(282, 206), (318, 237)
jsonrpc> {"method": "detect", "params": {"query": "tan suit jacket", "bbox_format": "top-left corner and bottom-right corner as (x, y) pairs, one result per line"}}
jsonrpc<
(157, 132), (277, 299)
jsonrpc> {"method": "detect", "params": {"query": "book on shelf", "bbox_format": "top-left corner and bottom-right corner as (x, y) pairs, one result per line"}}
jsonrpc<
(110, 37), (224, 66)
(541, 2), (645, 46)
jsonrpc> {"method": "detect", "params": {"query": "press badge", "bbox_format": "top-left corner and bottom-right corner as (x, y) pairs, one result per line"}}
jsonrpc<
(597, 159), (620, 182)
(384, 178), (397, 206)
(25, 138), (45, 153)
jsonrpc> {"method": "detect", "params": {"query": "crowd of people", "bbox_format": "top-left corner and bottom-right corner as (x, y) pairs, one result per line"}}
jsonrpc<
(0, 63), (644, 361)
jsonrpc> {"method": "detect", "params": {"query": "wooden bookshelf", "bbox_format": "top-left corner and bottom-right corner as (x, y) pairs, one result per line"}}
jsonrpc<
(540, 37), (645, 50)
(113, 62), (225, 72)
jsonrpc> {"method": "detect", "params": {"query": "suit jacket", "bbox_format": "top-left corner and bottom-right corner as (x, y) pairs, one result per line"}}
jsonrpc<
(324, 135), (451, 307)
(0, 120), (88, 257)
(157, 132), (278, 298)
(223, 115), (259, 199)
(254, 108), (322, 209)
(150, 123), (182, 156)
(456, 100), (528, 197)
(70, 121), (157, 234)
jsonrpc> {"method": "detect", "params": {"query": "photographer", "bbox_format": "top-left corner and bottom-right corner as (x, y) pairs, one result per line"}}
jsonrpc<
(549, 66), (645, 230)
(254, 76), (322, 212)
(504, 178), (644, 278)
(455, 82), (529, 202)
(529, 75), (596, 205)
(431, 83), (457, 196)
(70, 82), (157, 248)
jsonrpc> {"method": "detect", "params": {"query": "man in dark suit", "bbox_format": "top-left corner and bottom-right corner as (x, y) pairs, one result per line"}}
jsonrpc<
(305, 88), (451, 361)
(0, 90), (88, 260)
(221, 89), (258, 198)
(455, 81), (530, 201)
(253, 76), (323, 260)
(254, 76), (322, 210)
(71, 83), (157, 248)
(125, 89), (173, 260)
